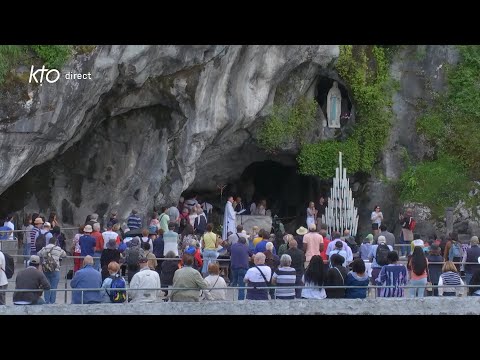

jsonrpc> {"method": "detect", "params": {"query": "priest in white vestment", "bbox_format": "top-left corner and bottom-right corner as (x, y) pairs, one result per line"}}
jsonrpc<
(222, 196), (236, 240)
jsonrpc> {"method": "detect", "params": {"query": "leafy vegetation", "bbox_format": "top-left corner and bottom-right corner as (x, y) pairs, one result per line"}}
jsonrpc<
(399, 156), (470, 217)
(298, 45), (394, 178)
(74, 45), (96, 54)
(0, 45), (26, 84)
(30, 45), (72, 69)
(399, 45), (480, 215)
(0, 45), (73, 84)
(297, 138), (360, 178)
(259, 96), (318, 152)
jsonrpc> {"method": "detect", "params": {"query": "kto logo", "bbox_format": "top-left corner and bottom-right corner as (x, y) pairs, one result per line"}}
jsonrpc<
(29, 65), (60, 86)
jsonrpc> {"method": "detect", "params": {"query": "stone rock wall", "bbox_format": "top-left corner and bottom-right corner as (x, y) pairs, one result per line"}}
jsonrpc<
(0, 45), (339, 225)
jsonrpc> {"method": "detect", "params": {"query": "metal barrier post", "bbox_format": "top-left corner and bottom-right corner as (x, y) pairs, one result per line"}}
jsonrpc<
(64, 266), (68, 304)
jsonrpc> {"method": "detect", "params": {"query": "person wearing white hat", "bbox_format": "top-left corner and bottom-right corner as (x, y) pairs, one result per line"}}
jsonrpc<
(79, 225), (96, 258)
(30, 217), (44, 256)
(42, 222), (54, 245)
(368, 235), (393, 294)
(295, 226), (308, 251)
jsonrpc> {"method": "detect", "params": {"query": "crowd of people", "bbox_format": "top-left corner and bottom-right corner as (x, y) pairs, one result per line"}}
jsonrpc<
(1, 199), (480, 306)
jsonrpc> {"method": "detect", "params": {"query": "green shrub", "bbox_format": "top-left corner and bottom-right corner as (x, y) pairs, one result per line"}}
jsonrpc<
(259, 97), (318, 152)
(414, 45), (480, 180)
(0, 45), (73, 85)
(399, 156), (470, 217)
(298, 139), (360, 178)
(416, 110), (445, 144)
(30, 45), (72, 68)
(0, 45), (26, 84)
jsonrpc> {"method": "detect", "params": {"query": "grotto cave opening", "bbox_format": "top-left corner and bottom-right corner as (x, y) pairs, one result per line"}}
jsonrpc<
(183, 160), (332, 233)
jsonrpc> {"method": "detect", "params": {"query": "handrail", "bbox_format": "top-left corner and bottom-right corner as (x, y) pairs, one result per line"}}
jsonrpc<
(2, 283), (477, 293)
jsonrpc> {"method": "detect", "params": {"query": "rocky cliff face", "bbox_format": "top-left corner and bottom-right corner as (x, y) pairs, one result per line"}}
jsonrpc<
(3, 44), (470, 238)
(0, 45), (339, 224)
(356, 45), (460, 238)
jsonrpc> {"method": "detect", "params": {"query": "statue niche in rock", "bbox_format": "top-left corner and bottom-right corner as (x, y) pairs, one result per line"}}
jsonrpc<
(327, 81), (341, 128)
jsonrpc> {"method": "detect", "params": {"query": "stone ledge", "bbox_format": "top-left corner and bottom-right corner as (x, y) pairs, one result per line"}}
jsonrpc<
(1, 298), (479, 315)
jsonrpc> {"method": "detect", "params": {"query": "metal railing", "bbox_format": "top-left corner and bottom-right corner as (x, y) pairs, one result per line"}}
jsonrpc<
(2, 247), (479, 304)
(1, 283), (478, 304)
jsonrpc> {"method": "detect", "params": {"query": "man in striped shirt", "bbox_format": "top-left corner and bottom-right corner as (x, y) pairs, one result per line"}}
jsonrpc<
(30, 217), (43, 255)
(272, 254), (297, 300)
(127, 209), (142, 230)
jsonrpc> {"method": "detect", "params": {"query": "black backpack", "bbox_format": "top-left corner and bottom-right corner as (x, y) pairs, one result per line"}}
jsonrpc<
(1, 251), (14, 279)
(126, 247), (140, 267)
(346, 237), (358, 254)
(376, 243), (390, 266)
(54, 233), (67, 251)
(35, 233), (47, 252)
(194, 214), (207, 234)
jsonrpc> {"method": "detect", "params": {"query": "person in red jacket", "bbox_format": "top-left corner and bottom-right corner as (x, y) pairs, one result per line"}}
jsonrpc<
(180, 242), (203, 272)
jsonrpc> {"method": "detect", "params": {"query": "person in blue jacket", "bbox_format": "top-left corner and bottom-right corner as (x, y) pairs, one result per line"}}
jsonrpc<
(71, 255), (103, 304)
(345, 258), (370, 299)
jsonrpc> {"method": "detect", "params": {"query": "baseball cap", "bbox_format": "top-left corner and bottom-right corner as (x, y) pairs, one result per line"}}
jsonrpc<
(29, 255), (41, 265)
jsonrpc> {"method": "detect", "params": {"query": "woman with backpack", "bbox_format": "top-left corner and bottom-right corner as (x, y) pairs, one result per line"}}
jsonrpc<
(444, 233), (463, 272)
(101, 261), (126, 303)
(407, 246), (428, 297)
(124, 237), (145, 283)
(375, 251), (408, 297)
(51, 226), (66, 252)
(368, 236), (393, 295)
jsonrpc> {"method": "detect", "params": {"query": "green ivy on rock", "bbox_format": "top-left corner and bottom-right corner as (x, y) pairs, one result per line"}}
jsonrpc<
(259, 96), (318, 152)
(402, 45), (480, 216)
(30, 45), (72, 69)
(0, 45), (26, 84)
(297, 45), (394, 178)
(399, 155), (470, 218)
